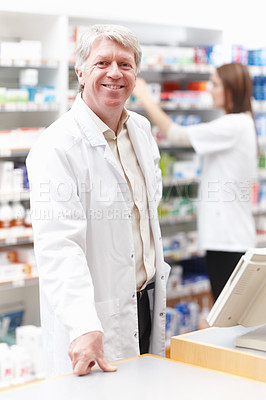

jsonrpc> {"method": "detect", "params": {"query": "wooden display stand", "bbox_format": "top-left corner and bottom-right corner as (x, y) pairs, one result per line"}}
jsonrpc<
(170, 325), (266, 383)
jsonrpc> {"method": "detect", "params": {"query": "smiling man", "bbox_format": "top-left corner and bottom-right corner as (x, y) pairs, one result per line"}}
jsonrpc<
(26, 24), (170, 378)
(75, 36), (137, 132)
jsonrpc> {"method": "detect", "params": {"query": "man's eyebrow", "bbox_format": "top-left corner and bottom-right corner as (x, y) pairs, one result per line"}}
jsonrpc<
(94, 54), (111, 60)
(94, 54), (134, 62)
(95, 54), (107, 58)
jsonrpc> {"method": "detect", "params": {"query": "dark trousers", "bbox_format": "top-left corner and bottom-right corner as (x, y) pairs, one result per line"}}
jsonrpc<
(206, 250), (244, 301)
(137, 287), (152, 354)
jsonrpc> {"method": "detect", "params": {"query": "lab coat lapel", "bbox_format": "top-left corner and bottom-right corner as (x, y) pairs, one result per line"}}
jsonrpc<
(72, 95), (126, 181)
(82, 122), (131, 201)
(102, 142), (125, 179)
(94, 136), (131, 204)
(126, 117), (156, 202)
(75, 111), (126, 181)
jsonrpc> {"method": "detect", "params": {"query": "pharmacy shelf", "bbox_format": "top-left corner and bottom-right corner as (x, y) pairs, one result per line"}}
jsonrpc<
(252, 100), (266, 114)
(160, 206), (266, 226)
(256, 233), (266, 246)
(164, 248), (203, 260)
(0, 9), (225, 335)
(129, 103), (214, 112)
(163, 177), (200, 187)
(159, 214), (196, 225)
(140, 64), (215, 74)
(129, 40), (218, 273)
(0, 60), (59, 69)
(248, 65), (266, 77)
(160, 103), (213, 111)
(158, 143), (195, 152)
(0, 274), (38, 290)
(160, 207), (266, 223)
(167, 279), (211, 300)
(252, 205), (266, 216)
(0, 103), (59, 112)
(258, 170), (266, 180)
(0, 235), (33, 248)
(258, 139), (266, 149)
(0, 150), (29, 159)
(0, 190), (30, 203)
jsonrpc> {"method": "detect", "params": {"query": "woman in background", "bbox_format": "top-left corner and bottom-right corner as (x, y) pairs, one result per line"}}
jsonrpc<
(133, 63), (258, 301)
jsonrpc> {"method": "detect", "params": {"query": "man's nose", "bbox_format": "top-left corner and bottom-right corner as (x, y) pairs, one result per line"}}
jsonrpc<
(106, 62), (123, 78)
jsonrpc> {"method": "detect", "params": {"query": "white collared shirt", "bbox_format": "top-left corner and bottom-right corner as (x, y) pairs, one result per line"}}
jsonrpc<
(85, 104), (155, 290)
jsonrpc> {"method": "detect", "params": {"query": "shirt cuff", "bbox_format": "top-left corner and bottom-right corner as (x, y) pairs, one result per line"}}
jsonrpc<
(167, 123), (191, 147)
(69, 322), (104, 344)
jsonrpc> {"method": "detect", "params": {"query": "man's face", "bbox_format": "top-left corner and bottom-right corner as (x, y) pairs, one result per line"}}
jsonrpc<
(76, 38), (137, 117)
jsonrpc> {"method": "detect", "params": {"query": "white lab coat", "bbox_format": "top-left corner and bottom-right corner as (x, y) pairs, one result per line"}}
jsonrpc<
(26, 94), (170, 377)
(187, 112), (257, 252)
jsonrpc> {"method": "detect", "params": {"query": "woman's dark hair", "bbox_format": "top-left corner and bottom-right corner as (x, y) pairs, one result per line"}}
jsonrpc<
(217, 62), (259, 156)
(216, 63), (253, 114)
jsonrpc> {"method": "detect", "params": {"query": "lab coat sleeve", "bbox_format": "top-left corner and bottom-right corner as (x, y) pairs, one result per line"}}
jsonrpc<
(26, 144), (103, 344)
(187, 114), (241, 156)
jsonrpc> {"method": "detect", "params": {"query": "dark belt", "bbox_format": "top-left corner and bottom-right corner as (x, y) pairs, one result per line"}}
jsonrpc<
(137, 281), (155, 300)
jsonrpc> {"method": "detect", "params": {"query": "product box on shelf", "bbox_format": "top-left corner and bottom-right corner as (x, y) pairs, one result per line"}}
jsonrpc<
(0, 40), (42, 66)
(0, 127), (43, 155)
(0, 301), (25, 344)
(0, 325), (44, 389)
(0, 246), (36, 283)
(16, 325), (44, 378)
(165, 301), (200, 347)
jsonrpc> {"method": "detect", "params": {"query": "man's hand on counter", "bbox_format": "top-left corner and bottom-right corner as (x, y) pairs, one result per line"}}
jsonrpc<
(68, 331), (118, 375)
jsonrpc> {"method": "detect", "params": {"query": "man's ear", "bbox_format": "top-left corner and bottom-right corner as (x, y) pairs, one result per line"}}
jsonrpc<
(75, 68), (85, 86)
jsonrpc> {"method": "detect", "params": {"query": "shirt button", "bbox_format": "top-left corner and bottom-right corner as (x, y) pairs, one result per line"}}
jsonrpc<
(132, 293), (136, 299)
(160, 312), (164, 317)
(131, 254), (134, 259)
(134, 332), (138, 339)
(161, 275), (164, 280)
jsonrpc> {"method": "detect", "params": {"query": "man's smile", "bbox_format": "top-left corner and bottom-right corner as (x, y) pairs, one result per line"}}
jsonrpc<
(102, 84), (124, 89)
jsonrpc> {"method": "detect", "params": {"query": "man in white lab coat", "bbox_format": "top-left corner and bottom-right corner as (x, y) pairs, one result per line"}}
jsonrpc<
(26, 24), (170, 378)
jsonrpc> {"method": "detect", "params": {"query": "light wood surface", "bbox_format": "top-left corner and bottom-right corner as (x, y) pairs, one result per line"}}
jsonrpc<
(171, 325), (266, 383)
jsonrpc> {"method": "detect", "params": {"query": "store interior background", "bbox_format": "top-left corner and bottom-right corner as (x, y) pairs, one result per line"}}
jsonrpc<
(0, 1), (265, 320)
(1, 0), (266, 50)
(1, 0), (266, 383)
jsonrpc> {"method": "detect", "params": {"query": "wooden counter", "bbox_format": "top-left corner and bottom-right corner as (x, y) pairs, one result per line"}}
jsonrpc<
(171, 325), (266, 383)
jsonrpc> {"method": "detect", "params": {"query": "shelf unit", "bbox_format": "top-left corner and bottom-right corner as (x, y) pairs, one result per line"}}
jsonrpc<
(0, 8), (50, 337)
(127, 28), (225, 330)
(0, 11), (228, 339)
(0, 11), (68, 130)
(4, 10), (266, 340)
(0, 148), (38, 328)
(0, 274), (38, 290)
(2, 10), (266, 337)
(134, 60), (221, 313)
(1, 7), (266, 387)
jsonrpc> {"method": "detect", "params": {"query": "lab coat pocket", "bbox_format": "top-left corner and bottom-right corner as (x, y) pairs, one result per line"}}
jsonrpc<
(95, 299), (122, 361)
